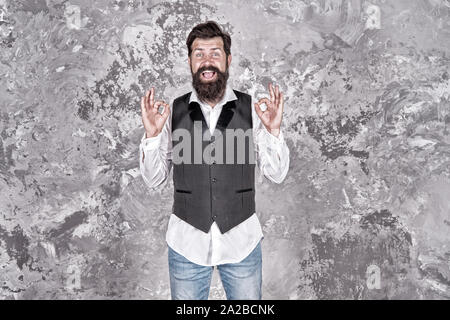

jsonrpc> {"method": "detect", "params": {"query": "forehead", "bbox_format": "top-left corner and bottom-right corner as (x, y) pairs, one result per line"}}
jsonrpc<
(191, 36), (224, 51)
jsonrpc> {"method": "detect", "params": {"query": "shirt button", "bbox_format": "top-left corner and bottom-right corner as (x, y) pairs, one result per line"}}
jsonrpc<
(212, 178), (217, 182)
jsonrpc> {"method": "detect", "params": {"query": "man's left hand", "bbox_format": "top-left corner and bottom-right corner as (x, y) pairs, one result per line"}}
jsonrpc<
(254, 83), (284, 138)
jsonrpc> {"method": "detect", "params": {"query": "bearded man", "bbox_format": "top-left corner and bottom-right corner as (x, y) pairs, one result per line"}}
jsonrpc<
(139, 21), (289, 300)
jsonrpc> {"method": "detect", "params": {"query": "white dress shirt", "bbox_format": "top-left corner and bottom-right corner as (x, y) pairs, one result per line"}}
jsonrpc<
(139, 85), (290, 266)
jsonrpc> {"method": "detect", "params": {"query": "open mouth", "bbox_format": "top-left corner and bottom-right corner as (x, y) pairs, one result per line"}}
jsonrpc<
(201, 70), (217, 80)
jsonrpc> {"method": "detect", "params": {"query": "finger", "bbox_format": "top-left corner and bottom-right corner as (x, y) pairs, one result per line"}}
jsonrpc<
(275, 85), (280, 108)
(162, 103), (170, 119)
(154, 100), (165, 114)
(149, 87), (154, 108)
(257, 97), (271, 111)
(269, 83), (275, 103)
(141, 96), (147, 115)
(143, 90), (150, 110)
(154, 100), (164, 109)
(279, 92), (284, 115)
(257, 97), (270, 105)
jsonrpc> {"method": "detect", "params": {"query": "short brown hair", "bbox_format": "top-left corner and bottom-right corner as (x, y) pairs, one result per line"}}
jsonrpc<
(186, 21), (231, 57)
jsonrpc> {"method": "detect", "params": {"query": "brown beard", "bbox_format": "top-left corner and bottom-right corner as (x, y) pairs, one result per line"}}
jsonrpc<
(191, 63), (229, 104)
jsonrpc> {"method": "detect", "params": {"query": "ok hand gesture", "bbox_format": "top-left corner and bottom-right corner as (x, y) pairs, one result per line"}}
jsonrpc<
(141, 87), (170, 138)
(254, 83), (284, 138)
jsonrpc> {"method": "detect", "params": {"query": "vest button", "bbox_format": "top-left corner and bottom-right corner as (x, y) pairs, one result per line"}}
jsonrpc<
(212, 178), (217, 183)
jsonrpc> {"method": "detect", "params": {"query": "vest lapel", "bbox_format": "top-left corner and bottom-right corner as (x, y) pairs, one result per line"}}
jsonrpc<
(215, 100), (237, 134)
(188, 101), (208, 133)
(188, 94), (237, 135)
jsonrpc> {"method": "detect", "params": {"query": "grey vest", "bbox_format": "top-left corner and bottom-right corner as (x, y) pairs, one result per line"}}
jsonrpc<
(171, 90), (256, 234)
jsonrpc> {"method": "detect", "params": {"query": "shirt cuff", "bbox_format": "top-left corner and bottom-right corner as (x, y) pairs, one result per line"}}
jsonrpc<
(261, 128), (285, 147)
(141, 131), (162, 150)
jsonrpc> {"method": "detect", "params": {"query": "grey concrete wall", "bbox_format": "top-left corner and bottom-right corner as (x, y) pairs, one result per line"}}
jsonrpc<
(0, 0), (449, 299)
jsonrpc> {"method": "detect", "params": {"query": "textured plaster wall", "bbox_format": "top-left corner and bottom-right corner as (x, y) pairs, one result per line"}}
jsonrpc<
(0, 0), (449, 299)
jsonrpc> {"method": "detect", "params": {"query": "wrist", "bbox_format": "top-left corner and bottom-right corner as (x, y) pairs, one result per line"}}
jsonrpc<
(268, 128), (280, 138)
(145, 129), (160, 138)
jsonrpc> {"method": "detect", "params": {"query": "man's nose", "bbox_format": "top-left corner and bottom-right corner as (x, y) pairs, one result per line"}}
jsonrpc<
(203, 54), (215, 65)
(202, 58), (212, 66)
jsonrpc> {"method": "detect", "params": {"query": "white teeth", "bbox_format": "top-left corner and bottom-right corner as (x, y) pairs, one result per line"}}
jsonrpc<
(202, 71), (215, 79)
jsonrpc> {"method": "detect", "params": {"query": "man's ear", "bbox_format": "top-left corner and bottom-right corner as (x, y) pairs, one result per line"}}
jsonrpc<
(188, 55), (191, 66)
(227, 54), (232, 66)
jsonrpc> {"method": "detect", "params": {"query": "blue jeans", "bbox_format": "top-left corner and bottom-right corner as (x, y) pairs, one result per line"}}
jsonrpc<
(168, 242), (262, 300)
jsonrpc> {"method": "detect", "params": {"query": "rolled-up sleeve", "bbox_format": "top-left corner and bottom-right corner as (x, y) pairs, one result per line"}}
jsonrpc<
(139, 103), (173, 189)
(252, 98), (290, 184)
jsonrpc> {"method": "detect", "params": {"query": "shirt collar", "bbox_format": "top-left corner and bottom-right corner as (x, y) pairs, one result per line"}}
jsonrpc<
(189, 84), (237, 107)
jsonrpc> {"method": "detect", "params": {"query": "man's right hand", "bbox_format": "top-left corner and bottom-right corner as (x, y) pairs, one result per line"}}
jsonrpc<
(141, 87), (170, 138)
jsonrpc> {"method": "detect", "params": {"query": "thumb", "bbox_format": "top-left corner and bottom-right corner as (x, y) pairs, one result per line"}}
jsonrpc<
(162, 103), (170, 120)
(254, 102), (264, 120)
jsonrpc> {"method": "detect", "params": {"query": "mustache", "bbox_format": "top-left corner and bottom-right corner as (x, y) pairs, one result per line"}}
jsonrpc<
(195, 65), (221, 76)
